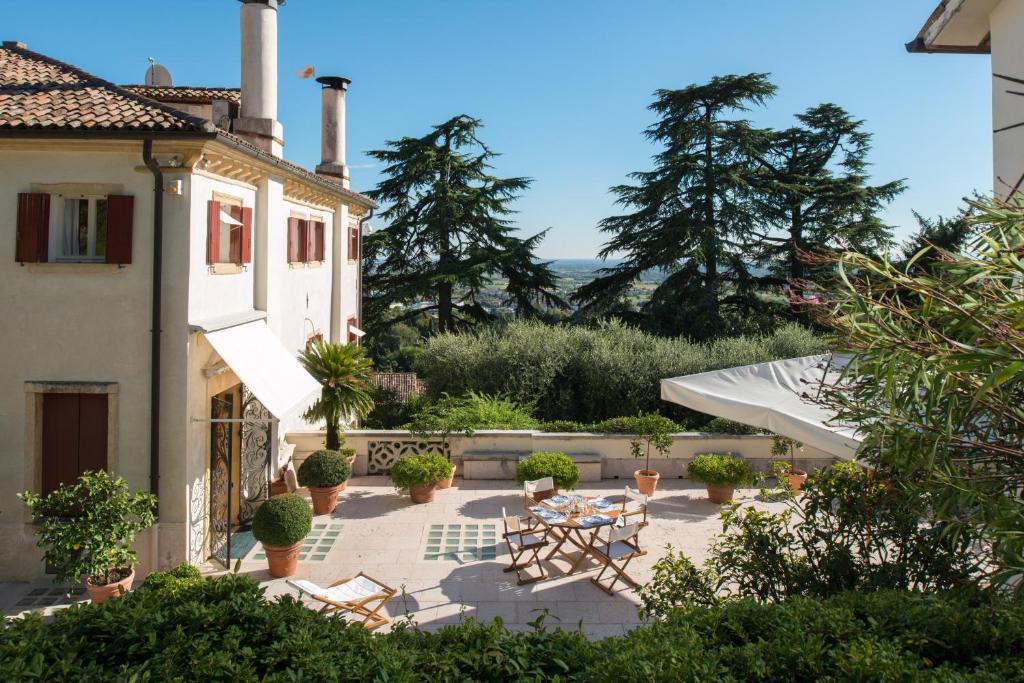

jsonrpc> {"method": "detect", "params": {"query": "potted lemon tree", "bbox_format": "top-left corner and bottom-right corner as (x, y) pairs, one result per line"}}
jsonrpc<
(389, 452), (451, 504)
(515, 451), (580, 499)
(627, 413), (676, 496)
(19, 471), (157, 604)
(687, 453), (754, 504)
(297, 449), (352, 515)
(771, 435), (807, 493)
(252, 493), (312, 577)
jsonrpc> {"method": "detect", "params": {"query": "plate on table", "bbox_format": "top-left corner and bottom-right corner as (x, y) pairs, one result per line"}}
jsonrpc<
(530, 506), (567, 523)
(576, 514), (612, 528)
(588, 498), (613, 511)
(545, 495), (571, 507)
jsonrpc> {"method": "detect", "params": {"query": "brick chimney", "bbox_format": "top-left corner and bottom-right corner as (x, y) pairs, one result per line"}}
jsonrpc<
(315, 76), (350, 187)
(234, 0), (284, 156)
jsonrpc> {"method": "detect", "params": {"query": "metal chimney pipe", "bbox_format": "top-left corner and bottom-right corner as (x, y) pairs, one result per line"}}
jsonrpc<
(315, 76), (350, 188)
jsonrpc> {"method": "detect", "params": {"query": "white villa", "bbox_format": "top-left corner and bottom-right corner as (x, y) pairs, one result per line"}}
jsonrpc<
(908, 0), (1024, 198)
(0, 0), (374, 579)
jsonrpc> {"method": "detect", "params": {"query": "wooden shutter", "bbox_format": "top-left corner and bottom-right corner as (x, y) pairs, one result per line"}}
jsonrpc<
(16, 193), (50, 263)
(105, 195), (134, 264)
(206, 200), (221, 264)
(298, 219), (310, 262)
(347, 316), (358, 344)
(40, 393), (108, 496)
(287, 217), (300, 263)
(348, 226), (359, 262)
(305, 219), (317, 262)
(240, 207), (253, 264)
(313, 221), (325, 261)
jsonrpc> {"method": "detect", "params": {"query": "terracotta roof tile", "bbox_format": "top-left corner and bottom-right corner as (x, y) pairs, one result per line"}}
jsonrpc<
(0, 45), (211, 132)
(121, 85), (241, 105)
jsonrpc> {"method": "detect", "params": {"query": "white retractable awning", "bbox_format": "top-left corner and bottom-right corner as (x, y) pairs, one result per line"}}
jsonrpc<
(660, 354), (861, 460)
(203, 320), (320, 422)
(348, 323), (366, 339)
(219, 208), (243, 226)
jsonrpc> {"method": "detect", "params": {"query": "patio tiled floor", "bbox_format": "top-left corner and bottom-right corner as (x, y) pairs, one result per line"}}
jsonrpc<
(0, 477), (788, 635)
(240, 476), (788, 637)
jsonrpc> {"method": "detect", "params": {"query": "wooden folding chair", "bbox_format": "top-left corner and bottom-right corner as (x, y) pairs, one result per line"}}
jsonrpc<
(523, 477), (555, 504)
(287, 572), (397, 630)
(620, 486), (649, 528)
(572, 522), (644, 595)
(502, 506), (550, 585)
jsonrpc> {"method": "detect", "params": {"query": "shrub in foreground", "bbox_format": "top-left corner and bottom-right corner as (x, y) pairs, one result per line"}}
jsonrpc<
(1, 570), (1022, 681)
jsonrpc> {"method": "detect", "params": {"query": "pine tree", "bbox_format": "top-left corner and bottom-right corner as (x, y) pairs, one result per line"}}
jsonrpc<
(363, 115), (564, 334)
(573, 74), (776, 340)
(747, 104), (904, 306)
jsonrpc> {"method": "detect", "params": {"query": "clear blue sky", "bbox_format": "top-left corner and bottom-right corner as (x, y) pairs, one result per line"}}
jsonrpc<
(8, 1), (993, 258)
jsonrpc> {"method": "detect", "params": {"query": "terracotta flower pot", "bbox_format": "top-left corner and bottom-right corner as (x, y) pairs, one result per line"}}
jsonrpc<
(270, 478), (288, 497)
(264, 540), (303, 577)
(409, 483), (437, 504)
(787, 468), (808, 493)
(436, 464), (457, 489)
(309, 484), (344, 515)
(86, 568), (135, 604)
(706, 485), (735, 504)
(345, 453), (356, 466)
(634, 469), (661, 497)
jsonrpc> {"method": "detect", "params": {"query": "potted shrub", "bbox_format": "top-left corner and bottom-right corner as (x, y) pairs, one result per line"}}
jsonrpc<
(515, 451), (580, 498)
(771, 435), (807, 493)
(297, 449), (352, 515)
(252, 493), (312, 577)
(341, 447), (357, 466)
(687, 453), (754, 504)
(299, 341), (375, 451)
(389, 452), (450, 504)
(625, 413), (676, 496)
(18, 470), (157, 604)
(407, 394), (478, 489)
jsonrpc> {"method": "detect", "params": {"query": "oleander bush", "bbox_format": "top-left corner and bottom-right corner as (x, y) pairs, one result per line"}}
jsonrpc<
(686, 454), (754, 487)
(251, 494), (312, 548)
(415, 319), (825, 422)
(389, 452), (451, 491)
(296, 449), (352, 489)
(516, 451), (580, 491)
(2, 569), (1022, 681)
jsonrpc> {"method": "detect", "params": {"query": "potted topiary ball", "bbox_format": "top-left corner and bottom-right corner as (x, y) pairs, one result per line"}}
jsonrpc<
(297, 449), (352, 515)
(515, 451), (580, 498)
(687, 453), (754, 504)
(252, 493), (312, 577)
(389, 452), (450, 504)
(18, 470), (157, 604)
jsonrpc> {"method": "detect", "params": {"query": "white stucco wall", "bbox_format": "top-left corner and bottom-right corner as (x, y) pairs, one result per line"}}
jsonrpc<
(0, 148), (170, 578)
(990, 0), (1024, 197)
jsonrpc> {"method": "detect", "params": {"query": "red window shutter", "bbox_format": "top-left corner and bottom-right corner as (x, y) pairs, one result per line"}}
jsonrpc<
(16, 193), (50, 263)
(287, 217), (299, 263)
(348, 226), (359, 262)
(240, 207), (253, 264)
(105, 195), (134, 264)
(313, 222), (325, 262)
(207, 200), (221, 264)
(77, 394), (108, 475)
(304, 219), (316, 262)
(347, 316), (359, 344)
(42, 393), (79, 495)
(297, 219), (309, 262)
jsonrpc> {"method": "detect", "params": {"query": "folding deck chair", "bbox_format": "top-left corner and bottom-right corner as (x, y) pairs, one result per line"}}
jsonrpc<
(523, 477), (555, 504)
(287, 572), (397, 630)
(502, 506), (550, 585)
(572, 522), (644, 595)
(619, 486), (649, 528)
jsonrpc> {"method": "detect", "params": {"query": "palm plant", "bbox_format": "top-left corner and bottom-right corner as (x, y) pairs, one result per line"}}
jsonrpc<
(299, 341), (375, 450)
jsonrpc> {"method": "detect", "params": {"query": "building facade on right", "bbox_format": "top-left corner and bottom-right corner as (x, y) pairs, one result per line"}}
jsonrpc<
(908, 0), (1024, 197)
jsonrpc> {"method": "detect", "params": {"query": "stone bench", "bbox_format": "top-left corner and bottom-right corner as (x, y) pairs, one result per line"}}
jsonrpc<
(460, 450), (602, 482)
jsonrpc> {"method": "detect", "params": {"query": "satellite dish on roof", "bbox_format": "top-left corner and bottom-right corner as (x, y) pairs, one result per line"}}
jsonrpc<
(145, 58), (172, 87)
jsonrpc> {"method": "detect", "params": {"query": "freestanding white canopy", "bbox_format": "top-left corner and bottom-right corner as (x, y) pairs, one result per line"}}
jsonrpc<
(660, 354), (861, 460)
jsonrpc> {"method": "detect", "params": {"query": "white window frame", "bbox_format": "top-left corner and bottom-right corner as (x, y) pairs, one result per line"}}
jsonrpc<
(48, 193), (108, 263)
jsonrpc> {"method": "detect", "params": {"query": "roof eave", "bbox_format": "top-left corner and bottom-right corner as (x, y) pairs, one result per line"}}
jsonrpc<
(906, 0), (993, 55)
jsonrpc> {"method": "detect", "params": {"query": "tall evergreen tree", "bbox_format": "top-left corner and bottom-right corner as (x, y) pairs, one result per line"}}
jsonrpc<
(363, 116), (564, 334)
(573, 74), (776, 340)
(747, 104), (904, 306)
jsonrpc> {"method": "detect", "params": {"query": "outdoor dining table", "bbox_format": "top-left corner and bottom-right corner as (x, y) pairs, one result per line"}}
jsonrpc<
(524, 495), (621, 574)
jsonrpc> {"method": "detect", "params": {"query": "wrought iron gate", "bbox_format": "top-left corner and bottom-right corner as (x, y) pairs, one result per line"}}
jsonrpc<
(238, 387), (272, 525)
(209, 394), (233, 568)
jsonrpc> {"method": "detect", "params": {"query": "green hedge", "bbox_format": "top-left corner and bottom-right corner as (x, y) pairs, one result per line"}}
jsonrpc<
(2, 570), (1022, 681)
(415, 320), (826, 422)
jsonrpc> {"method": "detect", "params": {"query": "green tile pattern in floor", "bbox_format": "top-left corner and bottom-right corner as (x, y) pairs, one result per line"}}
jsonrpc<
(424, 523), (498, 562)
(11, 585), (86, 611)
(252, 521), (343, 562)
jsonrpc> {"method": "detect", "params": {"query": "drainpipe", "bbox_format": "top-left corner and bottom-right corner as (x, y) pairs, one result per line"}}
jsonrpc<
(143, 139), (163, 516)
(357, 208), (373, 335)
